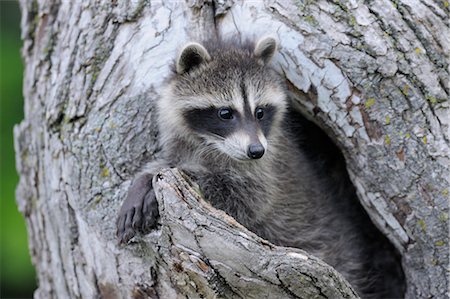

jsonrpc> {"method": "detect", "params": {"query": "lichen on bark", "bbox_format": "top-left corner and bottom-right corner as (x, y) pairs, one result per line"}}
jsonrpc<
(15, 0), (449, 298)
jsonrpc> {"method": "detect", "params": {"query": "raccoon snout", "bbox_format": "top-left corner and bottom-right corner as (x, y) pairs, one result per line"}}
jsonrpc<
(247, 143), (265, 159)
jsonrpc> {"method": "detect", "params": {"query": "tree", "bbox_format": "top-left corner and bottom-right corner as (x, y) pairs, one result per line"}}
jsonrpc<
(15, 0), (448, 298)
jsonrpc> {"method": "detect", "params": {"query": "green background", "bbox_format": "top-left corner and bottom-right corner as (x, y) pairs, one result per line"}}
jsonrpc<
(1, 1), (37, 298)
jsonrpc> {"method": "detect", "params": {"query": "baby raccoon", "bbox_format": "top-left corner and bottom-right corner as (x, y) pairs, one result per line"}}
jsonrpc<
(116, 37), (404, 298)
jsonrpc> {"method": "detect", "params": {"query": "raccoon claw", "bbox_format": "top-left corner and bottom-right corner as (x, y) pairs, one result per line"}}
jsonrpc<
(116, 174), (159, 244)
(142, 189), (159, 232)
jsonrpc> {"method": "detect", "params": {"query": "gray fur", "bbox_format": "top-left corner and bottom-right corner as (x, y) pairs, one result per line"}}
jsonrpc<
(117, 37), (404, 298)
(254, 36), (277, 64)
(176, 42), (211, 74)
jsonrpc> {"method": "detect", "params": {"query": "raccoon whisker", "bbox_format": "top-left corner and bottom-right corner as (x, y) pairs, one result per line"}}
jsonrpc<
(193, 142), (224, 163)
(116, 37), (405, 299)
(209, 133), (226, 141)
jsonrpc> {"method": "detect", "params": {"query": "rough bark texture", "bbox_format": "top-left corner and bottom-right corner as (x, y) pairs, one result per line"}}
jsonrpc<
(15, 0), (448, 298)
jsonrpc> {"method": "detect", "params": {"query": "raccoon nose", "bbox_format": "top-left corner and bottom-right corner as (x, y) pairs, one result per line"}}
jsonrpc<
(248, 143), (265, 159)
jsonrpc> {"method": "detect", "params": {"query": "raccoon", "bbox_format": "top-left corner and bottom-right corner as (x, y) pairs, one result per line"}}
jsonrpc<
(116, 37), (404, 298)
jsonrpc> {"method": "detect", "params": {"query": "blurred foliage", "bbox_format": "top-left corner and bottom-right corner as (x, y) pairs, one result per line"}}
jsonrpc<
(1, 1), (37, 298)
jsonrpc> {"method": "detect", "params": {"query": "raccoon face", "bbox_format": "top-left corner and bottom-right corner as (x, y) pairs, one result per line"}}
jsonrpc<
(183, 103), (278, 160)
(167, 36), (287, 161)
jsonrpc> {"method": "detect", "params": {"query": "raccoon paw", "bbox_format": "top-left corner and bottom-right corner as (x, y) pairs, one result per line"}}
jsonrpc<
(116, 174), (159, 244)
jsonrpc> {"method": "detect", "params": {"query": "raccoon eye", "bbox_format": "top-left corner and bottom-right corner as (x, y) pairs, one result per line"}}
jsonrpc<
(218, 108), (233, 120)
(255, 107), (264, 120)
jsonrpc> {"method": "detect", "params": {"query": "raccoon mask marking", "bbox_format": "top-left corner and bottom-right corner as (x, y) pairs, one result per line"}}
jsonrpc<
(117, 36), (405, 299)
(164, 37), (285, 161)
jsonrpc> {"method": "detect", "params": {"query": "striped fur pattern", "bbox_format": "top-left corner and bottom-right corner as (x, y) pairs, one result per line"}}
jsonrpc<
(117, 37), (405, 298)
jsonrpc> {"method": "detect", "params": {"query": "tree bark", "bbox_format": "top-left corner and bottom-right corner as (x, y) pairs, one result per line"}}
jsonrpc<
(15, 0), (448, 298)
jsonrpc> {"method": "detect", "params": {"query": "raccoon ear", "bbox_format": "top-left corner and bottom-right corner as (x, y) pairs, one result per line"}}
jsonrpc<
(254, 36), (277, 64)
(176, 42), (211, 74)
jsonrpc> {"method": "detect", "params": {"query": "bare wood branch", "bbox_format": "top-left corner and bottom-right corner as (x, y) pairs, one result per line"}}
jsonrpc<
(152, 168), (359, 298)
(15, 0), (448, 298)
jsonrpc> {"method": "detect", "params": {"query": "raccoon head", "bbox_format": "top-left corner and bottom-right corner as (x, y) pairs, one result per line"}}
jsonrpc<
(160, 36), (287, 162)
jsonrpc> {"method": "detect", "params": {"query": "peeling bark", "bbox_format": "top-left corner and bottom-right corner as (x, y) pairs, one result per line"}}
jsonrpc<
(15, 0), (448, 298)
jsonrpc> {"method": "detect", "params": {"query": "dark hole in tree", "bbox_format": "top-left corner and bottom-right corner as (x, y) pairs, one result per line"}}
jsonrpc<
(287, 107), (406, 298)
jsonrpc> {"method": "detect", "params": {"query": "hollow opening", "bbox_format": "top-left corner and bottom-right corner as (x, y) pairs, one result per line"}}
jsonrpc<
(287, 106), (406, 298)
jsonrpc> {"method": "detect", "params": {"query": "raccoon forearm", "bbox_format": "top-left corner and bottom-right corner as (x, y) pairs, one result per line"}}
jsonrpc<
(137, 159), (172, 179)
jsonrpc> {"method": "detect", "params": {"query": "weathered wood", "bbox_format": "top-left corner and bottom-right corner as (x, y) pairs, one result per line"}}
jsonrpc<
(152, 168), (358, 298)
(15, 0), (448, 298)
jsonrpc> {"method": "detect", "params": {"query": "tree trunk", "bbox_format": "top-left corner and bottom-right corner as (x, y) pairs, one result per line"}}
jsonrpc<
(15, 0), (448, 298)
